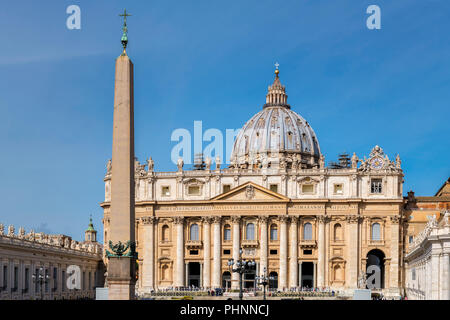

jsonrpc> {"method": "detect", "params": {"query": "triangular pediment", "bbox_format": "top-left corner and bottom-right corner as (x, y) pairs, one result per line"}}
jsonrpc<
(211, 182), (289, 202)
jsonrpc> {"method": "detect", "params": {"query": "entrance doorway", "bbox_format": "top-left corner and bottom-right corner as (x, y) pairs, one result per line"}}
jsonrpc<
(243, 264), (256, 289)
(268, 272), (278, 291)
(301, 262), (314, 288)
(187, 262), (200, 287)
(366, 249), (385, 289)
(222, 272), (231, 290)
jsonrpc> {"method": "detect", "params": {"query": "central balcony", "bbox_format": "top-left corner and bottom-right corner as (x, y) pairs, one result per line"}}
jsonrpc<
(241, 240), (259, 248)
(185, 240), (203, 249)
(299, 240), (317, 248)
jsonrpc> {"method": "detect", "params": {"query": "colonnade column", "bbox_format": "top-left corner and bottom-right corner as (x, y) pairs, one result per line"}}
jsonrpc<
(279, 216), (288, 290)
(202, 217), (212, 289)
(258, 216), (268, 276)
(289, 216), (298, 288)
(141, 216), (157, 291)
(212, 216), (222, 288)
(442, 253), (450, 300)
(174, 217), (184, 287)
(231, 216), (241, 290)
(317, 216), (325, 287)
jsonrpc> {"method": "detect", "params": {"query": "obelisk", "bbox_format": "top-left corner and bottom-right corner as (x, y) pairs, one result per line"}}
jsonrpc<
(107, 9), (136, 300)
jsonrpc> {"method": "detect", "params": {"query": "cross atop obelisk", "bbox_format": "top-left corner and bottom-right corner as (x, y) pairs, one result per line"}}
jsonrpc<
(119, 9), (132, 51)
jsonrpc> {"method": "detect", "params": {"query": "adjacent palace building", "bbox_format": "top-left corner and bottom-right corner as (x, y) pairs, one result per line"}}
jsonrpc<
(101, 68), (418, 299)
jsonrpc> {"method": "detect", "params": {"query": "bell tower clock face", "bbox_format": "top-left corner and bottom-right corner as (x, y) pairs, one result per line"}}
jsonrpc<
(370, 157), (384, 170)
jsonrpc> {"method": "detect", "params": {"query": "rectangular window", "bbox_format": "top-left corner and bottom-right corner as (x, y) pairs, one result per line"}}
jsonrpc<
(62, 271), (65, 292)
(35, 269), (39, 293)
(302, 184), (314, 194)
(89, 272), (91, 290)
(83, 272), (85, 291)
(270, 184), (278, 193)
(224, 228), (231, 241)
(161, 186), (170, 197)
(13, 267), (18, 291)
(223, 249), (231, 255)
(189, 250), (199, 255)
(409, 236), (414, 244)
(371, 179), (383, 194)
(3, 265), (7, 289)
(24, 268), (29, 292)
(334, 184), (343, 195)
(53, 267), (58, 290)
(270, 249), (278, 255)
(223, 184), (231, 193)
(188, 185), (200, 195)
(45, 269), (49, 292)
(303, 249), (313, 255)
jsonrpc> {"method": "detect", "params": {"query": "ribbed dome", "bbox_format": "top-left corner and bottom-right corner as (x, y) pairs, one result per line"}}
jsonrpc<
(230, 68), (321, 169)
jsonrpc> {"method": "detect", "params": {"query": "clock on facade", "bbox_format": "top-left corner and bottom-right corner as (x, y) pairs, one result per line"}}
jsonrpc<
(370, 157), (384, 170)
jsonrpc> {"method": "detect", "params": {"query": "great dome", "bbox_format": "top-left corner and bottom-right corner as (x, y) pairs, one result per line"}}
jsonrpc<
(230, 68), (322, 169)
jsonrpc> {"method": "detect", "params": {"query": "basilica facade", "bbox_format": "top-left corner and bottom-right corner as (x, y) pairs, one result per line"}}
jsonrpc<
(101, 69), (405, 297)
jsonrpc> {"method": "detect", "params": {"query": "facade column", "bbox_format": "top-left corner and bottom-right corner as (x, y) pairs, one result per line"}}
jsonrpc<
(258, 216), (268, 276)
(185, 263), (189, 287)
(174, 217), (184, 287)
(212, 216), (222, 288)
(389, 215), (400, 289)
(431, 252), (440, 299)
(279, 216), (288, 290)
(299, 262), (302, 287)
(202, 217), (212, 288)
(317, 216), (325, 287)
(442, 253), (450, 300)
(231, 216), (241, 290)
(289, 216), (299, 288)
(346, 215), (360, 289)
(141, 216), (157, 292)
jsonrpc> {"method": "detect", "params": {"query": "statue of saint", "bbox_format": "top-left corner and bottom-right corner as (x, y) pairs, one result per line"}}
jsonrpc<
(177, 157), (184, 171)
(147, 157), (154, 172)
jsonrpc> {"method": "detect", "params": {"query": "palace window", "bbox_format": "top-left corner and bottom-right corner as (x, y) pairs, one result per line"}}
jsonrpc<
(334, 223), (343, 241)
(270, 224), (278, 241)
(35, 268), (39, 292)
(371, 223), (381, 241)
(409, 235), (414, 244)
(224, 224), (231, 241)
(371, 179), (383, 194)
(270, 249), (278, 255)
(303, 249), (312, 255)
(190, 224), (199, 241)
(223, 184), (231, 193)
(62, 271), (65, 292)
(246, 223), (255, 240)
(223, 249), (231, 255)
(302, 184), (314, 194)
(303, 223), (313, 240)
(161, 265), (169, 280)
(334, 184), (343, 195)
(162, 225), (170, 241)
(189, 250), (198, 255)
(161, 186), (170, 197)
(45, 269), (49, 292)
(188, 185), (201, 196)
(270, 184), (279, 193)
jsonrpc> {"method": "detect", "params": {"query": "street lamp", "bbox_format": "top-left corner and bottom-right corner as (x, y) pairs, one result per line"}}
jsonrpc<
(227, 248), (256, 301)
(32, 267), (50, 300)
(256, 267), (274, 300)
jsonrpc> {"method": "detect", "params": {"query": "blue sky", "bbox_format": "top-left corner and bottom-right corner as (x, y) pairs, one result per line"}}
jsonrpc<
(0, 0), (449, 241)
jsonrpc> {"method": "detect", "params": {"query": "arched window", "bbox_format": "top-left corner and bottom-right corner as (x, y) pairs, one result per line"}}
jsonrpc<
(303, 223), (312, 240)
(246, 223), (255, 240)
(270, 224), (278, 241)
(372, 223), (381, 241)
(190, 224), (199, 241)
(224, 224), (231, 241)
(334, 223), (342, 241)
(162, 225), (169, 242)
